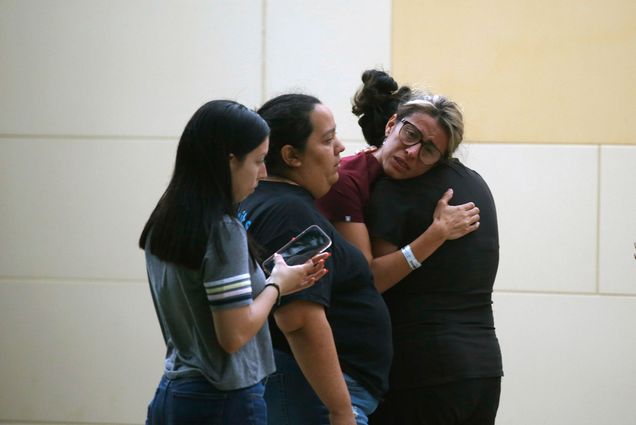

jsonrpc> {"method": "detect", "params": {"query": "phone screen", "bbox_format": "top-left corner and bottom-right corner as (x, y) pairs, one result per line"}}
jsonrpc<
(262, 225), (332, 275)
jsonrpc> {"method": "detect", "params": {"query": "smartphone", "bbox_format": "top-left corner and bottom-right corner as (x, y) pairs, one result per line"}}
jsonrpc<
(261, 225), (332, 275)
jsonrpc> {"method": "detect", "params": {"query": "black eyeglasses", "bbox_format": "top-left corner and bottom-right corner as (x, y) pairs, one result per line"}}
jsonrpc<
(398, 119), (443, 165)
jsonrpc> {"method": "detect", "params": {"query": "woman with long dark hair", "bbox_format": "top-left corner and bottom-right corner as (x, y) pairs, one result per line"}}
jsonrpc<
(140, 100), (327, 425)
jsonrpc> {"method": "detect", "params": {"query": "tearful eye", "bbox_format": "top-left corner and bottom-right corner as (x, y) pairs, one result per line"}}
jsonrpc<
(400, 120), (426, 146)
(405, 129), (419, 141)
(422, 144), (437, 154)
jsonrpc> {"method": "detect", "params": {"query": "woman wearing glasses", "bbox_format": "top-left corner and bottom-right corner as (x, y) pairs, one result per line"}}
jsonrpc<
(319, 70), (503, 424)
(316, 69), (479, 293)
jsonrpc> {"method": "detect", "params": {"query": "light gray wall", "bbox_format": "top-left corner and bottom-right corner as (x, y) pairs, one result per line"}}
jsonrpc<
(0, 0), (390, 423)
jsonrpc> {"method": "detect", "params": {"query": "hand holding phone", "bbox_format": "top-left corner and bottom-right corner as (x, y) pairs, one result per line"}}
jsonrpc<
(262, 225), (332, 275)
(268, 251), (330, 297)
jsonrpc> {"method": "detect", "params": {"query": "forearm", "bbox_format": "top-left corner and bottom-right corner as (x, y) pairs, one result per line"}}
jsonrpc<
(245, 284), (279, 333)
(371, 221), (445, 293)
(213, 285), (278, 353)
(277, 306), (354, 422)
(408, 220), (446, 266)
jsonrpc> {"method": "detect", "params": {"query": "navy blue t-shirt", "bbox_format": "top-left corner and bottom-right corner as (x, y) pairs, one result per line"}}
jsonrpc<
(238, 180), (392, 399)
(367, 159), (503, 389)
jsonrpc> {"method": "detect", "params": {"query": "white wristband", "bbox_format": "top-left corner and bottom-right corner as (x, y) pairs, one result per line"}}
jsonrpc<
(401, 244), (421, 270)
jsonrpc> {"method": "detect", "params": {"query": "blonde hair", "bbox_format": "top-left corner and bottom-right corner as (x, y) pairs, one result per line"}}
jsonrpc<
(397, 95), (464, 158)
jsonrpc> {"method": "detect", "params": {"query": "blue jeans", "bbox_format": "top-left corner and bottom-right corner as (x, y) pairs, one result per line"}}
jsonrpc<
(265, 350), (379, 425)
(146, 375), (267, 425)
(344, 372), (380, 425)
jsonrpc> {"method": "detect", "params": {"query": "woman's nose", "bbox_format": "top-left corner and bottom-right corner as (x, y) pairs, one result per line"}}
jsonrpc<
(405, 143), (421, 158)
(335, 138), (345, 155)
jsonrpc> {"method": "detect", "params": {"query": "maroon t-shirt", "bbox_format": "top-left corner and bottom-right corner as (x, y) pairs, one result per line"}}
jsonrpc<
(316, 151), (383, 223)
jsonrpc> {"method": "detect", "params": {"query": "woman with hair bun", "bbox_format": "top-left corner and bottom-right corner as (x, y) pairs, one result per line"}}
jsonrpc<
(319, 70), (503, 424)
(317, 69), (480, 293)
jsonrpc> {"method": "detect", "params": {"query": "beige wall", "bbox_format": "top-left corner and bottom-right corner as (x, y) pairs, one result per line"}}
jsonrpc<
(393, 1), (636, 424)
(393, 0), (636, 144)
(0, 0), (389, 423)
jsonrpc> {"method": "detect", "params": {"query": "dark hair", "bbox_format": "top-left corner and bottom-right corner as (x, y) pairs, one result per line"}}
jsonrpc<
(139, 100), (269, 269)
(352, 69), (413, 147)
(257, 94), (321, 176)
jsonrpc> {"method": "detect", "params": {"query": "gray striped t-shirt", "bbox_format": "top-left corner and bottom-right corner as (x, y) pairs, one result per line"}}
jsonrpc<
(145, 216), (274, 390)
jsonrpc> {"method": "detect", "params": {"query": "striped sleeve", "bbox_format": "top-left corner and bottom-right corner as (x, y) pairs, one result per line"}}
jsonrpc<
(202, 216), (254, 311)
(204, 272), (252, 309)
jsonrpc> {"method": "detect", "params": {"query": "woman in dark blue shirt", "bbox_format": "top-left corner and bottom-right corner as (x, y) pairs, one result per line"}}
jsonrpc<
(239, 94), (392, 425)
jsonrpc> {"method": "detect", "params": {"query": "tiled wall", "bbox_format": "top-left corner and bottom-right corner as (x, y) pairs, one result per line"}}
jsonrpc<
(392, 0), (636, 422)
(462, 144), (600, 293)
(392, 0), (636, 145)
(459, 144), (636, 423)
(0, 1), (390, 423)
(1, 1), (635, 425)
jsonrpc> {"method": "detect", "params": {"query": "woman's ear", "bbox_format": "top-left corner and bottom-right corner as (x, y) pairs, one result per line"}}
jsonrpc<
(228, 153), (238, 172)
(385, 114), (398, 136)
(280, 145), (303, 168)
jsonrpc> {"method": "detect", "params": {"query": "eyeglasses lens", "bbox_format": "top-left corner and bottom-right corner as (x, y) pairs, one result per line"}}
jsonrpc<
(420, 142), (441, 165)
(400, 122), (441, 165)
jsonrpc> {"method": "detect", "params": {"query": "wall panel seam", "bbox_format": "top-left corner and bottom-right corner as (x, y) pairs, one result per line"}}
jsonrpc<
(260, 0), (268, 105)
(494, 289), (636, 298)
(0, 133), (177, 141)
(595, 145), (602, 293)
(0, 277), (146, 285)
(0, 421), (139, 425)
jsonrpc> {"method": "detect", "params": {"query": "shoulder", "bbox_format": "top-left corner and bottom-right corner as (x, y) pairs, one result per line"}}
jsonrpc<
(339, 151), (381, 179)
(206, 216), (248, 256)
(334, 152), (380, 191)
(442, 158), (480, 178)
(239, 182), (313, 228)
(446, 159), (492, 190)
(268, 188), (315, 218)
(341, 151), (368, 168)
(219, 215), (247, 239)
(243, 183), (329, 245)
(334, 153), (366, 185)
(372, 175), (411, 195)
(317, 157), (370, 222)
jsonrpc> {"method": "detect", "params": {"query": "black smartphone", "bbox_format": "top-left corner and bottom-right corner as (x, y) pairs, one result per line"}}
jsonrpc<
(261, 225), (332, 275)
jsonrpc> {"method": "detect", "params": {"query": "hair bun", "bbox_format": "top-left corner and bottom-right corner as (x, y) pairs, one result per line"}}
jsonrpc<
(353, 70), (400, 116)
(361, 69), (398, 94)
(352, 69), (412, 147)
